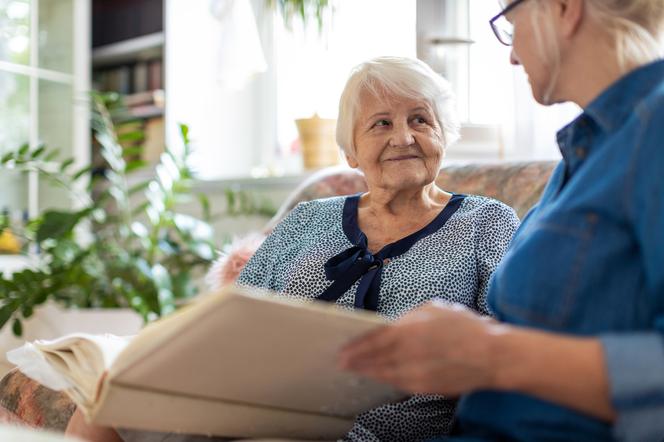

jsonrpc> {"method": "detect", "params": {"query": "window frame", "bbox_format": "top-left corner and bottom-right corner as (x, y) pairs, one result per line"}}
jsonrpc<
(0, 0), (90, 216)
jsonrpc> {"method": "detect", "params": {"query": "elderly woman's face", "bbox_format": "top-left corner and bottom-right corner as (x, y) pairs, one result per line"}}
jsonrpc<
(348, 89), (445, 191)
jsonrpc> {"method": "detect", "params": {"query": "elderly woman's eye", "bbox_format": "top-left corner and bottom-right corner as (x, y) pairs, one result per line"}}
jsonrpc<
(412, 116), (428, 125)
(374, 119), (390, 127)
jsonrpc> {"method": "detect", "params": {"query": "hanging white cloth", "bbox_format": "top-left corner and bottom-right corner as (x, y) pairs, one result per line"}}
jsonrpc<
(209, 0), (267, 90)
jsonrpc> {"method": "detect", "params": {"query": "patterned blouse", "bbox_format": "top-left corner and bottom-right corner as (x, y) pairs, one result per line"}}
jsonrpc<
(237, 193), (520, 442)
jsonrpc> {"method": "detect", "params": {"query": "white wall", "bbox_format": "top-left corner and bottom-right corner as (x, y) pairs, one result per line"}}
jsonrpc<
(165, 0), (276, 180)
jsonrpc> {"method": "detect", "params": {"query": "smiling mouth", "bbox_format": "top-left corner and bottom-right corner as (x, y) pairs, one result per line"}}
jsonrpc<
(385, 155), (419, 161)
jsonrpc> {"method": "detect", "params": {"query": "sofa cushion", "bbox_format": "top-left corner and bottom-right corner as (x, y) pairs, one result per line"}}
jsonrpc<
(270, 161), (556, 226)
(436, 161), (556, 218)
(0, 370), (75, 432)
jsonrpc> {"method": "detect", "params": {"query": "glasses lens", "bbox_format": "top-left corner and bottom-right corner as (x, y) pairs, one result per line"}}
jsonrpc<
(492, 14), (514, 45)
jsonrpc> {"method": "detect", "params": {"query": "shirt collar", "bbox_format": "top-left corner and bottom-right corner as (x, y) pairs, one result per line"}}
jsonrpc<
(584, 59), (664, 132)
(556, 59), (664, 163)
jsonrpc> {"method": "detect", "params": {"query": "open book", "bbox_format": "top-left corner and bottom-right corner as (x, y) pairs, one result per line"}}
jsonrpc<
(8, 286), (402, 440)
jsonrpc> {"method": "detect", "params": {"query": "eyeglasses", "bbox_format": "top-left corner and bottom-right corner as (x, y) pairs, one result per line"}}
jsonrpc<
(489, 0), (529, 46)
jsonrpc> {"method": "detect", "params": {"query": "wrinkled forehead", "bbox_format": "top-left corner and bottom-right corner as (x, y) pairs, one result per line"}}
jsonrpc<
(356, 84), (433, 116)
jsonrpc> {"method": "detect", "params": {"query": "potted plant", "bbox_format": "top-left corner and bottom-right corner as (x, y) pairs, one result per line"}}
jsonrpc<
(267, 0), (342, 170)
(267, 0), (332, 32)
(0, 94), (216, 341)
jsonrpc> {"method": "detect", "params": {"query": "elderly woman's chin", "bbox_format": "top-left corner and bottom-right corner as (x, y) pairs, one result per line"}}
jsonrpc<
(378, 161), (439, 190)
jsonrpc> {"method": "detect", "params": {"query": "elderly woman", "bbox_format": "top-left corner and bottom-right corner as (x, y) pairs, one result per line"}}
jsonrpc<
(340, 2), (664, 441)
(66, 57), (520, 442)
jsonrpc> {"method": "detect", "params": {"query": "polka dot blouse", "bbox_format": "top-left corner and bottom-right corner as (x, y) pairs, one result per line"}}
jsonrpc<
(237, 193), (520, 442)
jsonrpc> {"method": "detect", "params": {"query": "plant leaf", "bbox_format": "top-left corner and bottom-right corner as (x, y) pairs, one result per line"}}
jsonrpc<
(59, 158), (75, 172)
(36, 210), (88, 242)
(72, 165), (93, 181)
(1, 152), (14, 163)
(44, 149), (61, 161)
(0, 303), (16, 332)
(128, 180), (150, 195)
(126, 159), (148, 173)
(12, 318), (22, 337)
(30, 145), (46, 159)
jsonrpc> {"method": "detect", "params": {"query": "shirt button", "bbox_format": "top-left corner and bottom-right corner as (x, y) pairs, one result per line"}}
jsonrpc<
(575, 147), (587, 159)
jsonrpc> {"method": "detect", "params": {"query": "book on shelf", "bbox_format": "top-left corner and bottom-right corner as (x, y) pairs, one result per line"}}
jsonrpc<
(7, 286), (402, 440)
(132, 61), (149, 93)
(93, 59), (163, 97)
(142, 116), (165, 163)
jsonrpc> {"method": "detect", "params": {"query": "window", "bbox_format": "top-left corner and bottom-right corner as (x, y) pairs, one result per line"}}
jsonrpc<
(0, 0), (90, 216)
(167, 0), (576, 182)
(166, 0), (416, 180)
(274, 0), (416, 168)
(418, 0), (579, 161)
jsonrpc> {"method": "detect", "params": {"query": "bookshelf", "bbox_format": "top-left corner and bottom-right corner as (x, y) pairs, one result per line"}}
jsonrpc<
(91, 0), (165, 167)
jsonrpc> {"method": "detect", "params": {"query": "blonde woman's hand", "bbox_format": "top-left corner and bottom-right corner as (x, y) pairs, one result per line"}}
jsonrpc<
(338, 300), (505, 396)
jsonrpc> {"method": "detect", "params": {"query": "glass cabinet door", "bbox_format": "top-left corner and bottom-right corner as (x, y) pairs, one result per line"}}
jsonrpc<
(38, 0), (74, 74)
(0, 70), (29, 212)
(0, 0), (31, 66)
(0, 0), (89, 217)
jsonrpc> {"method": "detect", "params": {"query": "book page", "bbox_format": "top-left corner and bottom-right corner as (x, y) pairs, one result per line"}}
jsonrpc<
(8, 333), (132, 410)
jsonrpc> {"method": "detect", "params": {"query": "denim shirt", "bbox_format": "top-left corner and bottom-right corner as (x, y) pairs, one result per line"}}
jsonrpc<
(454, 59), (664, 441)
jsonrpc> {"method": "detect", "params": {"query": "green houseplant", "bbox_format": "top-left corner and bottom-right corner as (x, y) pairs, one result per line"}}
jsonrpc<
(267, 0), (332, 32)
(0, 95), (220, 336)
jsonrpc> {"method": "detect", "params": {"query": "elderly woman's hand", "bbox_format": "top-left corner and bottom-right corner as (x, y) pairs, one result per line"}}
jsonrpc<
(338, 301), (504, 396)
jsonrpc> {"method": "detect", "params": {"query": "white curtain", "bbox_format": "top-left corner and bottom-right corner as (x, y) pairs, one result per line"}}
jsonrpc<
(209, 0), (267, 90)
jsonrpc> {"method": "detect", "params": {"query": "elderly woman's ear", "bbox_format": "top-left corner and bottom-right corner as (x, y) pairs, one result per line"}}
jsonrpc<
(345, 151), (359, 169)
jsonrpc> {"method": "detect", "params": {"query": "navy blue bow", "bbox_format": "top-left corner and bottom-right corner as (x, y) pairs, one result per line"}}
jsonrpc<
(315, 193), (465, 312)
(317, 245), (386, 310)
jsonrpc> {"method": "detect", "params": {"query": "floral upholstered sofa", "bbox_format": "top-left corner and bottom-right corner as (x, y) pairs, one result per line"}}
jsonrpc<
(0, 161), (556, 434)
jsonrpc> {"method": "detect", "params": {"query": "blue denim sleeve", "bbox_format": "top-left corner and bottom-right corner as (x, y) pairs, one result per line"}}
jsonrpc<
(600, 97), (664, 441)
(600, 333), (664, 441)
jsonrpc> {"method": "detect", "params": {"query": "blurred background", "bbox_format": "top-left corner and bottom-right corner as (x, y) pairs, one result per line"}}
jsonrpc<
(0, 0), (581, 240)
(0, 0), (587, 374)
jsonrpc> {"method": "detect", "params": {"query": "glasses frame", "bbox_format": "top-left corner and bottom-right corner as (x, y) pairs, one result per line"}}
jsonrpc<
(489, 0), (528, 46)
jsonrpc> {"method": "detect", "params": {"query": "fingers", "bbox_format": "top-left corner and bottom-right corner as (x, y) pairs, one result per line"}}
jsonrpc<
(337, 301), (498, 397)
(349, 357), (455, 396)
(337, 324), (398, 370)
(338, 302), (446, 371)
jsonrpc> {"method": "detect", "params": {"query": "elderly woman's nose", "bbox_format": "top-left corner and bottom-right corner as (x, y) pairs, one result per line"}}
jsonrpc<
(391, 121), (416, 146)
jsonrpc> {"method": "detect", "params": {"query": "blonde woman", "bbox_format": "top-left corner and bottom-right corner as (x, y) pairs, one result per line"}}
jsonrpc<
(340, 1), (664, 441)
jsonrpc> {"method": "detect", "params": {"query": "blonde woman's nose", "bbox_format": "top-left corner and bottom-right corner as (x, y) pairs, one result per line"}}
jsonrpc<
(510, 49), (521, 66)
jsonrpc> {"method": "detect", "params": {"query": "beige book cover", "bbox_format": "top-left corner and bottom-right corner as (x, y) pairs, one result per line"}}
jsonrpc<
(9, 286), (402, 440)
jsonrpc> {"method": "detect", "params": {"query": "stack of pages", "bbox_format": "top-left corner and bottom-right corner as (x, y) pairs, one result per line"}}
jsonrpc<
(8, 286), (402, 440)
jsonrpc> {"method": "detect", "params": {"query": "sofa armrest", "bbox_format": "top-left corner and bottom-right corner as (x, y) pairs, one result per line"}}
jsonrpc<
(0, 369), (75, 432)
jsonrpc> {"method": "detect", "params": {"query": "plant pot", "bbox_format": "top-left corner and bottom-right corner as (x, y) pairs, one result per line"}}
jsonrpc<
(0, 303), (143, 376)
(295, 114), (341, 170)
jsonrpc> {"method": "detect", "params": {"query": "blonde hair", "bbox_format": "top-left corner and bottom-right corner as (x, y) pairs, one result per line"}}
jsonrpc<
(336, 56), (460, 156)
(584, 0), (664, 68)
(531, 0), (664, 75)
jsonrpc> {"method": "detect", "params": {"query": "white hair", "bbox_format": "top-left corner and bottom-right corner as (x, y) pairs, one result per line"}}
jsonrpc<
(335, 56), (460, 156)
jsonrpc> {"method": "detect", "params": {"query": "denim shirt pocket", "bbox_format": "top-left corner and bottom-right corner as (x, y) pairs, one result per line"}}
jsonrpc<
(493, 210), (600, 329)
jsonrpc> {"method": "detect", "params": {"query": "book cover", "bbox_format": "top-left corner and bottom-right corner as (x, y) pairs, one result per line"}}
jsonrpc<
(8, 286), (402, 439)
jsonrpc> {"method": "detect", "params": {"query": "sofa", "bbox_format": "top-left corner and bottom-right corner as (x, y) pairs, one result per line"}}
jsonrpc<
(0, 161), (556, 435)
